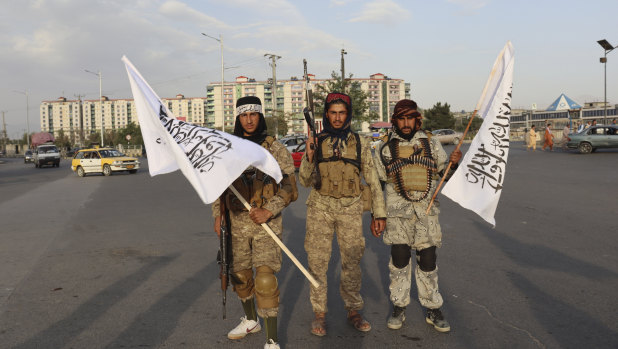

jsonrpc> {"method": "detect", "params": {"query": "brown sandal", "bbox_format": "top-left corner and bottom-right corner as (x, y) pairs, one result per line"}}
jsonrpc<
(348, 311), (371, 332)
(310, 313), (326, 337)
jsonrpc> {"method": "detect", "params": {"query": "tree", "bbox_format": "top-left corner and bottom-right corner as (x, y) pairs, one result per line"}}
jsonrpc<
(313, 71), (373, 131)
(112, 122), (143, 147)
(54, 129), (71, 150)
(422, 102), (455, 131)
(266, 110), (292, 137)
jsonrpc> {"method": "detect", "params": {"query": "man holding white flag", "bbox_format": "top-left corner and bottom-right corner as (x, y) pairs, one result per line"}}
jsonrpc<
(211, 96), (297, 349)
(122, 57), (295, 349)
(441, 42), (515, 227)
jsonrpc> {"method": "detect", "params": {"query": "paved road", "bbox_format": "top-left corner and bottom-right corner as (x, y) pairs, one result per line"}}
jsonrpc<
(0, 144), (616, 349)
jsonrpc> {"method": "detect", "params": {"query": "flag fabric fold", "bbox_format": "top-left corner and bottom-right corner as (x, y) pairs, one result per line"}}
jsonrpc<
(441, 42), (514, 226)
(122, 56), (282, 205)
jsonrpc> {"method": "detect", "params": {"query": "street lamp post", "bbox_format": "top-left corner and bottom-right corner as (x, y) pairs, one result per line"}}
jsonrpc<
(85, 69), (104, 146)
(202, 33), (225, 131)
(13, 89), (30, 148)
(597, 39), (616, 124)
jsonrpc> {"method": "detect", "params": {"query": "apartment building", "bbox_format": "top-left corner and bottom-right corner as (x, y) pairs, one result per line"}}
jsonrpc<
(40, 95), (209, 143)
(206, 73), (410, 134)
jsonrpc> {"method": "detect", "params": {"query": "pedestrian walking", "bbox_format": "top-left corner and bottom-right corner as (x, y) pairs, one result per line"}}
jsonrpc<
(527, 125), (538, 151)
(542, 123), (554, 151)
(561, 124), (570, 149)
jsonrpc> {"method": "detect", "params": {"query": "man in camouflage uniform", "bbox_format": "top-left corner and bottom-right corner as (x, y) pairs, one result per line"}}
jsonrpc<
(371, 99), (461, 333)
(212, 96), (297, 349)
(299, 92), (386, 336)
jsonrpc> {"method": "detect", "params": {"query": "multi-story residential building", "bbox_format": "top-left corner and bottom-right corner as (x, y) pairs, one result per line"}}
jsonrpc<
(40, 95), (209, 144)
(39, 73), (409, 142)
(206, 73), (410, 134)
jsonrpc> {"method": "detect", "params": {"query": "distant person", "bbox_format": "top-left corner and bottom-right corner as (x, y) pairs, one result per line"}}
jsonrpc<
(542, 123), (554, 151)
(592, 119), (597, 126)
(527, 125), (538, 151)
(561, 124), (570, 149)
(576, 121), (584, 133)
(612, 119), (616, 125)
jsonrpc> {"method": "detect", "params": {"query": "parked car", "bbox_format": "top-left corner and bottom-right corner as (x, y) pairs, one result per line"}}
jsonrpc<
(566, 125), (618, 154)
(71, 147), (140, 177)
(280, 135), (307, 152)
(34, 144), (60, 168)
(291, 141), (306, 169)
(66, 147), (82, 158)
(431, 129), (463, 145)
(24, 150), (34, 163)
(0, 149), (5, 157)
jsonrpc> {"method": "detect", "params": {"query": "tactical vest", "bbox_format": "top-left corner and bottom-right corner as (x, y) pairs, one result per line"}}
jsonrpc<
(316, 133), (362, 198)
(380, 132), (438, 202)
(227, 136), (279, 211)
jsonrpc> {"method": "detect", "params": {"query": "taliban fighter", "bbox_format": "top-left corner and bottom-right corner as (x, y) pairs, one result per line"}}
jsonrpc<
(299, 92), (386, 336)
(212, 96), (298, 349)
(372, 99), (461, 333)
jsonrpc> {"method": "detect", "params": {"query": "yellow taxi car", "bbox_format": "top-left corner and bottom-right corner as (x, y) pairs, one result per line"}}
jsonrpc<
(71, 147), (140, 177)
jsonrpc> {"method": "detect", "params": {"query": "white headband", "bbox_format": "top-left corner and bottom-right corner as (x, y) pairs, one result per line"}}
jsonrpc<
(235, 104), (262, 117)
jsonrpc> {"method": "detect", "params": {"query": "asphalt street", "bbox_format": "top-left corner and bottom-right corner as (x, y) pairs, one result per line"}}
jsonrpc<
(0, 143), (616, 349)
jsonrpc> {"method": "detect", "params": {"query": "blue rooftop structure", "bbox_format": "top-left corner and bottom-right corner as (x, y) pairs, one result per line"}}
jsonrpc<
(546, 93), (582, 111)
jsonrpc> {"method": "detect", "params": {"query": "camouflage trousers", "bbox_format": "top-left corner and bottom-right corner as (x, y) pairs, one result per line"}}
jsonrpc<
(229, 210), (283, 317)
(385, 216), (443, 309)
(304, 205), (365, 313)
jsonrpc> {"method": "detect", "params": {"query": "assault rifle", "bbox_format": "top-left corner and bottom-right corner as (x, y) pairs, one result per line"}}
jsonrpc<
(303, 59), (322, 189)
(217, 197), (232, 319)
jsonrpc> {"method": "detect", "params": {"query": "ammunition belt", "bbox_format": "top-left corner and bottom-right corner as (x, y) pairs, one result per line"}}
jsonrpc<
(385, 137), (436, 202)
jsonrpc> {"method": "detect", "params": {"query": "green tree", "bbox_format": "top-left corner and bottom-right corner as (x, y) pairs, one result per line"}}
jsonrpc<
(112, 122), (143, 147)
(422, 102), (455, 131)
(313, 71), (372, 131)
(461, 115), (484, 139)
(266, 110), (292, 137)
(54, 129), (71, 149)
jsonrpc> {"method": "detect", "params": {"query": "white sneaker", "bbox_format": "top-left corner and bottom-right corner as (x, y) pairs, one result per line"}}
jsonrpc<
(227, 316), (261, 340)
(264, 339), (280, 349)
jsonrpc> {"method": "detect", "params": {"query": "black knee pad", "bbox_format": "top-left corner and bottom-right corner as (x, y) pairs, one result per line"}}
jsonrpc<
(416, 246), (437, 272)
(391, 244), (411, 268)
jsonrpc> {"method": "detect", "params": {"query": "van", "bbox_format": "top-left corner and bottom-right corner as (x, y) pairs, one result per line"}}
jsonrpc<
(34, 144), (60, 168)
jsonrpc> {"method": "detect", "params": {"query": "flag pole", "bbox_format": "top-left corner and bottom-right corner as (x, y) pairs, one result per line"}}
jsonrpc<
(425, 46), (509, 214)
(227, 185), (320, 288)
(426, 111), (477, 214)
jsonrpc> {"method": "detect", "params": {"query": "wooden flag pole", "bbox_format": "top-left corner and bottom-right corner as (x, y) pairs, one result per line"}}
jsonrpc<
(426, 110), (478, 214)
(228, 185), (319, 288)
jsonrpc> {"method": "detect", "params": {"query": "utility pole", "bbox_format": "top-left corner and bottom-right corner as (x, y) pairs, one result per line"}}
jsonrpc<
(75, 94), (85, 146)
(13, 89), (30, 148)
(85, 69), (104, 146)
(265, 53), (281, 135)
(341, 48), (347, 92)
(1, 111), (7, 153)
(202, 33), (225, 131)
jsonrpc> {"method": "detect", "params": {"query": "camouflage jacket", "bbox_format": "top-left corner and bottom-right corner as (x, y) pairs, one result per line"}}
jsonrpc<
(299, 132), (386, 218)
(211, 140), (296, 218)
(373, 131), (449, 218)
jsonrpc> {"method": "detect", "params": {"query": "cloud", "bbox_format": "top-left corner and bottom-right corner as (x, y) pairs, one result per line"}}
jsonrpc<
(348, 0), (410, 24)
(447, 0), (488, 11)
(220, 0), (305, 24)
(159, 0), (232, 30)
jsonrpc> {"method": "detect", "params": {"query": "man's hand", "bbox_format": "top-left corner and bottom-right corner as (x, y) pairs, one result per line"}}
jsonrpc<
(214, 216), (221, 237)
(370, 217), (386, 238)
(449, 149), (462, 164)
(305, 137), (316, 163)
(249, 207), (273, 225)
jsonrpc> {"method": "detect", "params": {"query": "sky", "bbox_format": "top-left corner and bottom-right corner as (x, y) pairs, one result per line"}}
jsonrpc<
(1, 0), (617, 138)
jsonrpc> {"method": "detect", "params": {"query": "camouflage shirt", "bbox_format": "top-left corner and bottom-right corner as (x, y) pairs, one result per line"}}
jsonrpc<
(373, 131), (449, 218)
(299, 133), (386, 218)
(211, 139), (296, 218)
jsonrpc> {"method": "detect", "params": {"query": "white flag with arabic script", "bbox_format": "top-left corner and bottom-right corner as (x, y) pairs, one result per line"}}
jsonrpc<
(441, 42), (514, 226)
(122, 56), (282, 204)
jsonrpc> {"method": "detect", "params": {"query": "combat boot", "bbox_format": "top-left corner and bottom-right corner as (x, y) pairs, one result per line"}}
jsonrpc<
(425, 308), (450, 333)
(387, 306), (406, 330)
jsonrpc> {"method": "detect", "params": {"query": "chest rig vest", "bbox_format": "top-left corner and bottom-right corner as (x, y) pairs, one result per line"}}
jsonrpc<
(226, 136), (279, 211)
(380, 133), (438, 202)
(316, 133), (362, 198)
